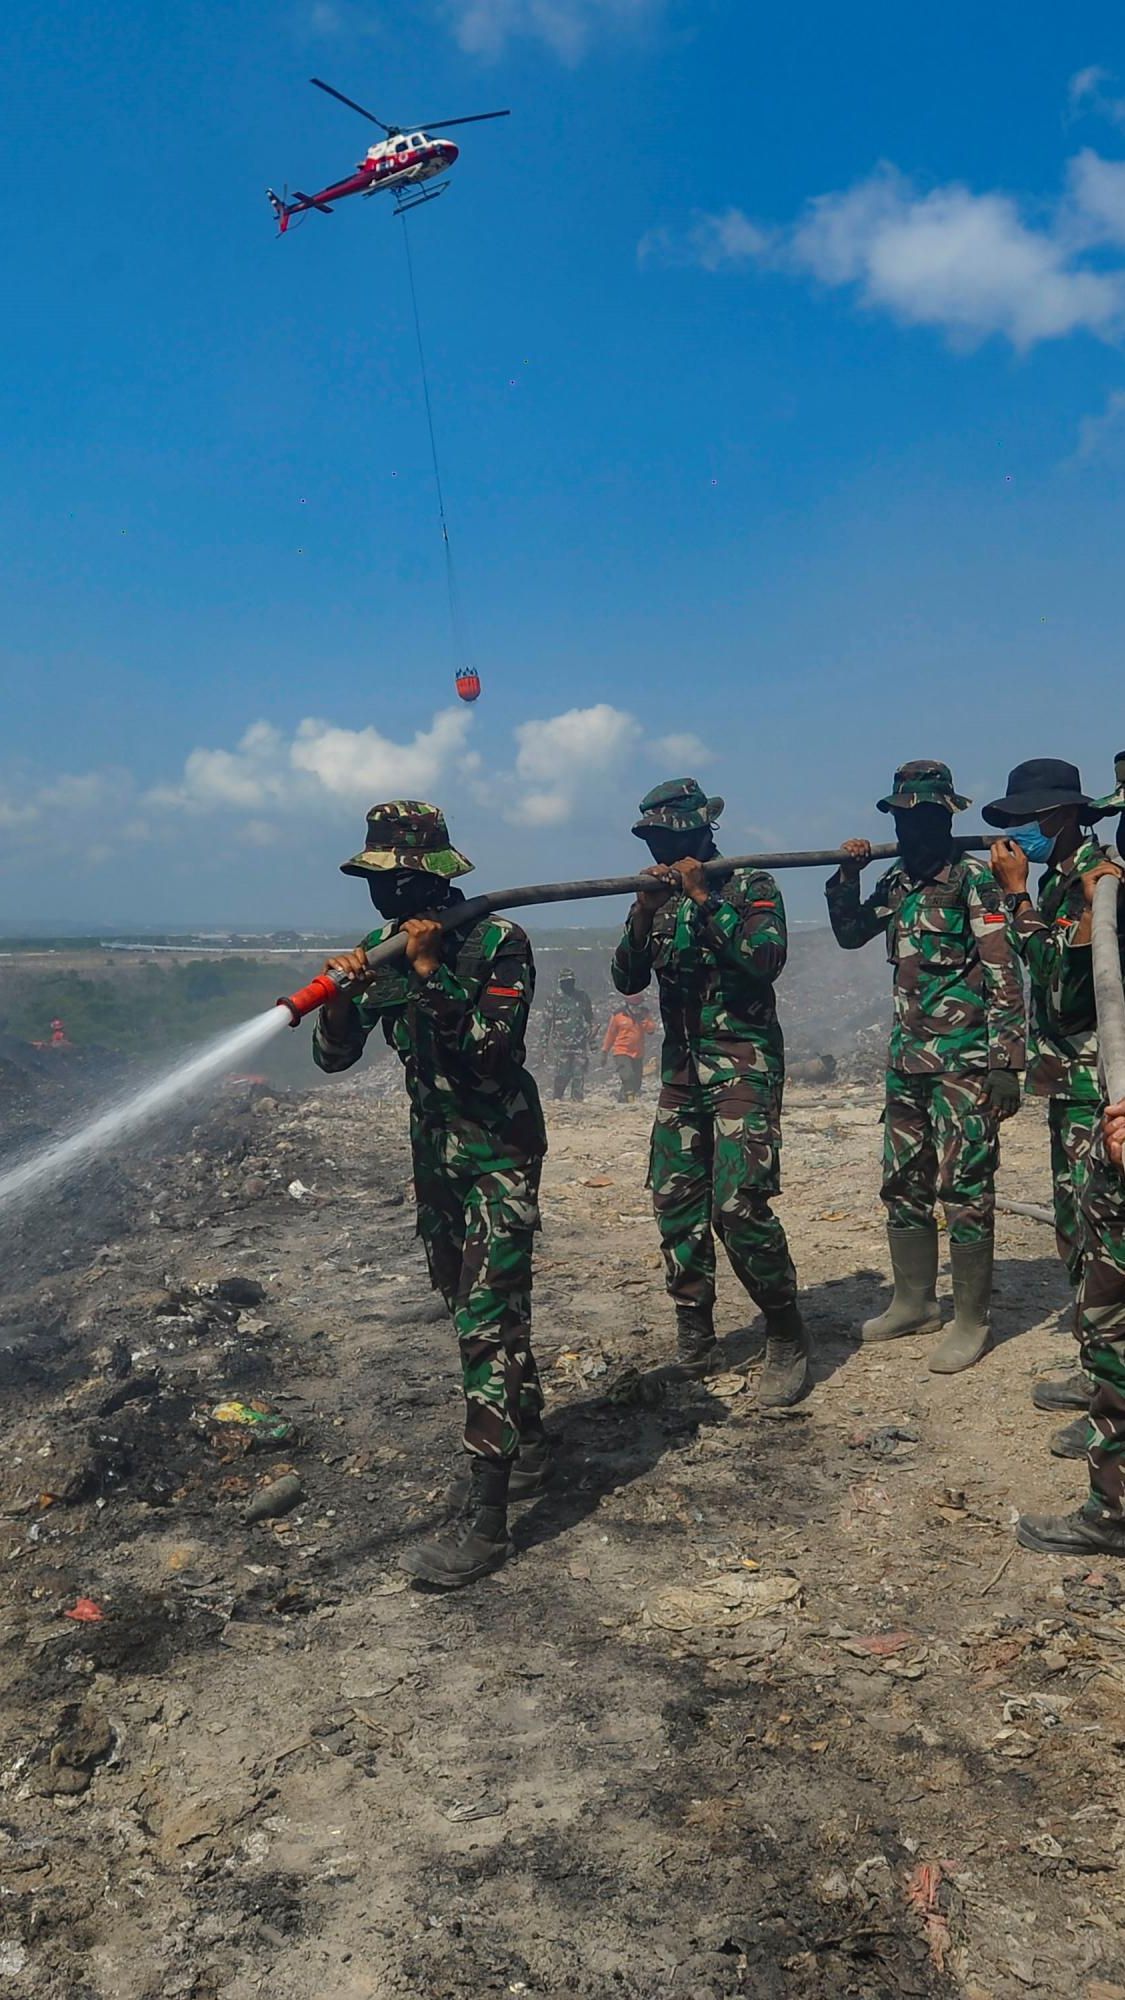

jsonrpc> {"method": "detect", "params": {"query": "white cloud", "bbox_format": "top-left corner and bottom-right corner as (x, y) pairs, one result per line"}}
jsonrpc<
(1069, 65), (1125, 127)
(1065, 148), (1125, 247)
(0, 797), (38, 830)
(1072, 387), (1125, 462)
(639, 208), (771, 271)
(445, 0), (662, 62)
(647, 152), (1125, 352)
(648, 731), (713, 767)
(0, 704), (717, 866)
(291, 709), (473, 798)
(148, 709), (473, 813)
(510, 702), (642, 826)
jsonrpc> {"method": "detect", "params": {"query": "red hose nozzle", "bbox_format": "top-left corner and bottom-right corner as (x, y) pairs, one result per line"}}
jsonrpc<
(277, 968), (350, 1025)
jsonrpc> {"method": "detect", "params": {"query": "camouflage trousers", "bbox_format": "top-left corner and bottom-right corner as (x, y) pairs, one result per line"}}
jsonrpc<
(553, 1050), (588, 1100)
(413, 1139), (544, 1463)
(1048, 1097), (1098, 1288)
(882, 1071), (999, 1244)
(1076, 1145), (1125, 1515)
(648, 1077), (797, 1316)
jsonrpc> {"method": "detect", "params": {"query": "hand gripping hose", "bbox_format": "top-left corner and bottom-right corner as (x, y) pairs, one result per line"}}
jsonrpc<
(277, 835), (992, 1023)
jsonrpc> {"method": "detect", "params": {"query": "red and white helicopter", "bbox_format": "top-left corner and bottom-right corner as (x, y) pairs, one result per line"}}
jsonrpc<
(268, 78), (510, 232)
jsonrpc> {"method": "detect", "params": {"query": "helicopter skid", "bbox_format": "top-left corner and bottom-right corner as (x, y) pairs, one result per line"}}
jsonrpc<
(394, 184), (448, 213)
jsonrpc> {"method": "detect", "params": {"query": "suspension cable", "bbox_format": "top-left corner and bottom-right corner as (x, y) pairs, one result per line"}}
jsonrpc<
(401, 216), (473, 676)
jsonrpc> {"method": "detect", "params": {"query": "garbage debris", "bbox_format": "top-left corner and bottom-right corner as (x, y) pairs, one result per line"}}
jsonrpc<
(205, 1400), (296, 1450)
(849, 1424), (920, 1459)
(245, 1472), (304, 1522)
(642, 1572), (801, 1634)
(41, 1700), (115, 1797)
(63, 1596), (104, 1623)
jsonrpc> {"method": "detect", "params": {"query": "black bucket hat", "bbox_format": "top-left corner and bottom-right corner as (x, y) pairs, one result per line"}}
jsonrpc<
(982, 760), (1107, 829)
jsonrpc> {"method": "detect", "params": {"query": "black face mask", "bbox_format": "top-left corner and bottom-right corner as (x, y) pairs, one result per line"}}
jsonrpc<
(367, 871), (448, 922)
(894, 805), (953, 882)
(642, 828), (716, 868)
(559, 979), (575, 993)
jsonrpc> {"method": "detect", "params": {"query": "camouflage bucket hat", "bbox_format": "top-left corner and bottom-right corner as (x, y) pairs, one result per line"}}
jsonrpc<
(876, 760), (970, 815)
(632, 777), (725, 839)
(340, 800), (474, 880)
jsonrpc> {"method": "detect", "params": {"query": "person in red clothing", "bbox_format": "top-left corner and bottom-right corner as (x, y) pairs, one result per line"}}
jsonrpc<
(601, 995), (655, 1101)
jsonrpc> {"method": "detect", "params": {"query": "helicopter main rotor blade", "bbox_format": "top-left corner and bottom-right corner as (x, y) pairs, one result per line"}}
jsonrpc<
(414, 110), (511, 131)
(309, 77), (392, 131)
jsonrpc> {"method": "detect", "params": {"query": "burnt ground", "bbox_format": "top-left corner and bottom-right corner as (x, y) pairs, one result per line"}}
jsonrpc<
(2, 1063), (1125, 2000)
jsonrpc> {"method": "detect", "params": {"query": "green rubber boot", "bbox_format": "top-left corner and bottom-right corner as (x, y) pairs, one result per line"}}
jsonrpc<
(929, 1238), (993, 1375)
(861, 1225), (941, 1342)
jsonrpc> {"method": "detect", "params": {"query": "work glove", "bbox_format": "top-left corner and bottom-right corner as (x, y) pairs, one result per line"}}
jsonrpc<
(983, 1070), (1021, 1121)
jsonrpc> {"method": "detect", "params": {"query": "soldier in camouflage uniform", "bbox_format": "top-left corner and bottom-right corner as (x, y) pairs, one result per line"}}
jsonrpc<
(1019, 925), (1125, 1558)
(542, 968), (595, 1100)
(827, 761), (1025, 1373)
(612, 778), (808, 1407)
(313, 801), (549, 1588)
(984, 759), (1120, 1443)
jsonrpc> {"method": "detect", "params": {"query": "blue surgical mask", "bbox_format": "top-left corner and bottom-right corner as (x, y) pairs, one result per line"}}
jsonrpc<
(1007, 822), (1056, 864)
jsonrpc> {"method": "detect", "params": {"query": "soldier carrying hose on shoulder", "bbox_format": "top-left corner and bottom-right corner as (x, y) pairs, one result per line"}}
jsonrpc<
(612, 778), (809, 1406)
(984, 759), (1122, 1449)
(827, 760), (1025, 1373)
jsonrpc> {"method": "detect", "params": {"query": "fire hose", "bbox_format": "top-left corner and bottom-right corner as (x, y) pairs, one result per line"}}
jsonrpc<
(1093, 873), (1125, 1107)
(278, 834), (992, 1023)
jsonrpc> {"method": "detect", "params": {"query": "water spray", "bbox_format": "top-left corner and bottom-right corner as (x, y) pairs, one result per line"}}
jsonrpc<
(1, 835), (999, 1218)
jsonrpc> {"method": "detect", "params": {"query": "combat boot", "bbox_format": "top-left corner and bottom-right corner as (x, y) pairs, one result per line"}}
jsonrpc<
(1032, 1372), (1094, 1413)
(675, 1304), (722, 1377)
(1017, 1504), (1125, 1558)
(861, 1225), (941, 1342)
(508, 1417), (555, 1502)
(402, 1458), (513, 1588)
(929, 1238), (993, 1374)
(759, 1302), (811, 1407)
(1049, 1416), (1091, 1460)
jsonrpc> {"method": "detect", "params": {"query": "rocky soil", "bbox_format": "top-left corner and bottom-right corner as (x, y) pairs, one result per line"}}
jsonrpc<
(2, 1050), (1125, 2000)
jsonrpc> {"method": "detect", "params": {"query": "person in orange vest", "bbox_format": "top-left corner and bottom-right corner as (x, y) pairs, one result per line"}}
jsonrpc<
(601, 995), (655, 1102)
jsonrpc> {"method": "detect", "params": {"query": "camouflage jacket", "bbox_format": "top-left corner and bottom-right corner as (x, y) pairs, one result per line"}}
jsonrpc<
(611, 865), (786, 1093)
(826, 855), (1025, 1076)
(1010, 837), (1113, 1101)
(312, 898), (546, 1170)
(542, 985), (594, 1053)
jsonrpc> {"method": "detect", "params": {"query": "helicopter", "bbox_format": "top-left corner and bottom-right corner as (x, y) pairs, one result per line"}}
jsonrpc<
(267, 78), (510, 232)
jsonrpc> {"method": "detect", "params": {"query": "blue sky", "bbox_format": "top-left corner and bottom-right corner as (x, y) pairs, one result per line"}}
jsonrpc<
(2, 0), (1124, 929)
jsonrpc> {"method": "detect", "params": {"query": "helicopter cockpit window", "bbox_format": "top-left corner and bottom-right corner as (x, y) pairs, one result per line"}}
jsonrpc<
(394, 139), (408, 152)
(411, 134), (424, 146)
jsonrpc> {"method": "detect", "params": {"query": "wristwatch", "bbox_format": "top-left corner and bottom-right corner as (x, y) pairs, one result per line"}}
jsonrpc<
(1004, 892), (1032, 915)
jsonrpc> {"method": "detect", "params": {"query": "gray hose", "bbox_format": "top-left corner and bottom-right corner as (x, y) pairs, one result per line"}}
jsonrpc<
(356, 834), (993, 974)
(996, 1199), (1055, 1226)
(1093, 874), (1125, 1106)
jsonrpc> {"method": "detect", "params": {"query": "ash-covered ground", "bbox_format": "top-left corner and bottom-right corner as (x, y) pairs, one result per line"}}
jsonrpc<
(3, 937), (1125, 2000)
